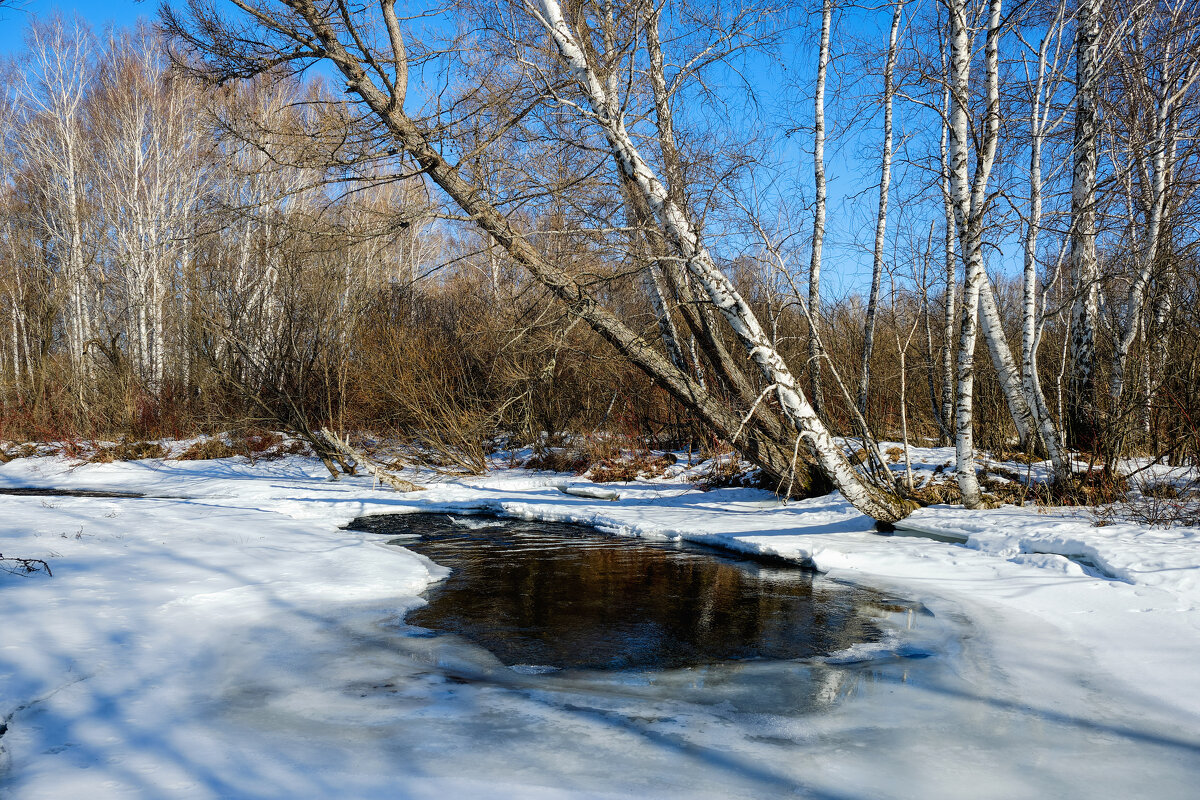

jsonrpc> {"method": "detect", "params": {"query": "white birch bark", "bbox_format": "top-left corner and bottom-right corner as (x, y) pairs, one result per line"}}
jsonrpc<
(939, 83), (956, 445)
(809, 0), (832, 416)
(946, 0), (1003, 508)
(857, 0), (904, 416)
(1066, 0), (1102, 450)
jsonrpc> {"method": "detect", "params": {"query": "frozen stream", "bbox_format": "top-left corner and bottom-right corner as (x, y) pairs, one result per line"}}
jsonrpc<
(338, 512), (1200, 799)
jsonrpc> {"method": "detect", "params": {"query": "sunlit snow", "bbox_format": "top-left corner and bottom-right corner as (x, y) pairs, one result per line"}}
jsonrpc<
(1, 450), (1198, 798)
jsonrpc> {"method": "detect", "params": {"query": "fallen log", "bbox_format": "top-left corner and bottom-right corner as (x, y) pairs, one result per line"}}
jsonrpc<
(319, 429), (426, 493)
(557, 484), (621, 501)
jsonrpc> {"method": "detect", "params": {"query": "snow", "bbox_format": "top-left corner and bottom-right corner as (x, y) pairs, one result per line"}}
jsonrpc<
(1, 449), (1199, 798)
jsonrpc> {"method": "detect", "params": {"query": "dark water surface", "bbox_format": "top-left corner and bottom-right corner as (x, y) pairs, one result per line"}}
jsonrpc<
(0, 487), (145, 498)
(348, 512), (911, 671)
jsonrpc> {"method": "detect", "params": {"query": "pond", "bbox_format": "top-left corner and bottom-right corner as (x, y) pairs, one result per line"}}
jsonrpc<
(343, 512), (942, 726)
(349, 512), (917, 672)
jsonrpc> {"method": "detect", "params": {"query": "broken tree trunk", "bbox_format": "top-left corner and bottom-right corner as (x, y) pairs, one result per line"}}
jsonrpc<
(319, 429), (426, 493)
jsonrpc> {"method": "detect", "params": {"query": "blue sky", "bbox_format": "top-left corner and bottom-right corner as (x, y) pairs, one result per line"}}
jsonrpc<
(0, 0), (149, 54)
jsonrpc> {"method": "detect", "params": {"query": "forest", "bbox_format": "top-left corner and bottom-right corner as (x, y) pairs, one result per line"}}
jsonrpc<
(0, 0), (1196, 521)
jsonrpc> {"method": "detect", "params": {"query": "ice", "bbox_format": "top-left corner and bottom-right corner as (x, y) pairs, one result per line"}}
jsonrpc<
(1, 450), (1199, 798)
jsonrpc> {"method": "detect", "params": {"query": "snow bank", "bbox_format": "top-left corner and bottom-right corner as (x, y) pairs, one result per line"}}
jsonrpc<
(1, 451), (1198, 798)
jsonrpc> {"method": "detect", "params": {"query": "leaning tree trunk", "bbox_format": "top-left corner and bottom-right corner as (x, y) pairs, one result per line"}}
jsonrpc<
(531, 0), (912, 521)
(270, 0), (913, 521)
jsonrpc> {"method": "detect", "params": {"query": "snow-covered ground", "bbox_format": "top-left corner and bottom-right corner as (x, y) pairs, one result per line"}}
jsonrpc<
(1, 449), (1198, 798)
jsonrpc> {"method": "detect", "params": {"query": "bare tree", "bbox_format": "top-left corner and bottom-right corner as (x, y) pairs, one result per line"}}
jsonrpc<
(1066, 0), (1102, 453)
(17, 18), (96, 396)
(1014, 0), (1071, 468)
(945, 0), (1003, 507)
(1105, 0), (1200, 422)
(857, 0), (904, 418)
(809, 0), (832, 417)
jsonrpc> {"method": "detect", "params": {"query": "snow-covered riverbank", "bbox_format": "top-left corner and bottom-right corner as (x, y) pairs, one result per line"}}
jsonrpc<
(2, 452), (1198, 798)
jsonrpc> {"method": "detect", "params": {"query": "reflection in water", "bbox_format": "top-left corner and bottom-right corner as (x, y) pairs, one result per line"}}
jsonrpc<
(349, 513), (905, 671)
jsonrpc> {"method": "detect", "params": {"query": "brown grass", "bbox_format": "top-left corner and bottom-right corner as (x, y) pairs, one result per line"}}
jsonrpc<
(177, 438), (240, 460)
(589, 452), (676, 483)
(523, 447), (591, 474)
(176, 431), (308, 462)
(88, 440), (168, 463)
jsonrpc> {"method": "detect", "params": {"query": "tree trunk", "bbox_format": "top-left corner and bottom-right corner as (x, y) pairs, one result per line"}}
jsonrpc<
(1067, 0), (1102, 453)
(939, 84), (957, 446)
(808, 0), (832, 417)
(857, 0), (904, 417)
(946, 0), (1004, 508)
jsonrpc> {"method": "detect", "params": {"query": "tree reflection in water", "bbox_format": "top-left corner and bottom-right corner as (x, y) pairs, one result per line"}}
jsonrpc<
(350, 513), (901, 671)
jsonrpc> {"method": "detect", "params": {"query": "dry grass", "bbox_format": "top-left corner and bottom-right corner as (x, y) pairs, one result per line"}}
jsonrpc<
(904, 464), (1134, 510)
(523, 447), (591, 474)
(88, 440), (168, 463)
(907, 479), (963, 506)
(175, 431), (308, 462)
(522, 435), (676, 483)
(694, 451), (777, 492)
(177, 438), (240, 460)
(589, 452), (676, 483)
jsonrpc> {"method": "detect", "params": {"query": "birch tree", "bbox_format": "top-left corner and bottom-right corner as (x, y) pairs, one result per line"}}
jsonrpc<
(809, 0), (831, 416)
(0, 90), (24, 389)
(937, 71), (956, 445)
(1066, 0), (1102, 452)
(92, 29), (206, 392)
(944, 0), (1003, 507)
(857, 0), (904, 417)
(17, 18), (96, 392)
(1104, 0), (1200, 419)
(1014, 0), (1070, 466)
